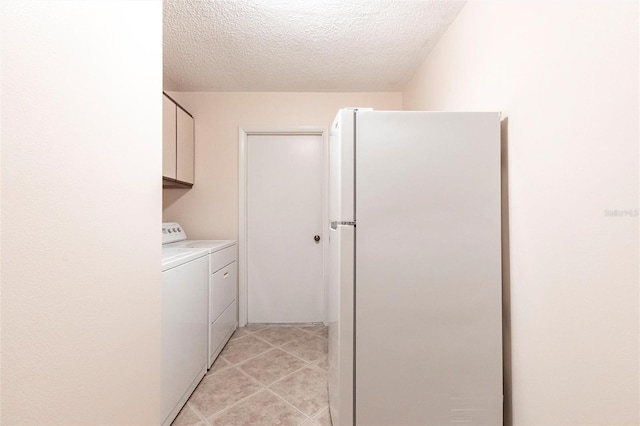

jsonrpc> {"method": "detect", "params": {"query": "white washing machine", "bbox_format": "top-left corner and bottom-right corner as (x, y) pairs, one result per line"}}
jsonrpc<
(163, 223), (238, 368)
(161, 246), (208, 426)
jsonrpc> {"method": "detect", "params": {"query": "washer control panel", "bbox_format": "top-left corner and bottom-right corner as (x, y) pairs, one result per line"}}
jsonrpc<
(162, 222), (187, 244)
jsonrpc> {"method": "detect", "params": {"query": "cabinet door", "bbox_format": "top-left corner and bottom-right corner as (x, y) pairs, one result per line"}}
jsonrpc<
(162, 95), (177, 179)
(176, 107), (194, 184)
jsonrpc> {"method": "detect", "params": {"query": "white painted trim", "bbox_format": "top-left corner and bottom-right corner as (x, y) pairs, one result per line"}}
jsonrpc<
(238, 126), (329, 327)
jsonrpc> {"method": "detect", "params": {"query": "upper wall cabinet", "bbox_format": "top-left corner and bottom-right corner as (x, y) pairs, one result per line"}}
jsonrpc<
(163, 93), (194, 188)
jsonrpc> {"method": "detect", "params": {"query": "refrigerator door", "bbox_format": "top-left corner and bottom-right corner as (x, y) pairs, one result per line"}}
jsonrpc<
(354, 111), (503, 425)
(328, 224), (354, 426)
(329, 109), (355, 222)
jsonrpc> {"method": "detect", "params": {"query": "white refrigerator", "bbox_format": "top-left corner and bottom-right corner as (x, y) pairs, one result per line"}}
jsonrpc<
(328, 109), (503, 426)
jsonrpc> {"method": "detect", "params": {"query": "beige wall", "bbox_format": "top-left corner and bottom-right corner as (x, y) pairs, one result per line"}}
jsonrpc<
(403, 1), (639, 425)
(162, 92), (402, 238)
(1, 1), (162, 424)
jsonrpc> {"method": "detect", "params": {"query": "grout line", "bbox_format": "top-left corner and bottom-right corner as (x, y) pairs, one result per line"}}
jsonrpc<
(200, 367), (266, 423)
(266, 364), (330, 421)
(239, 328), (323, 365)
(204, 386), (266, 424)
(198, 366), (266, 423)
(297, 419), (317, 426)
(224, 333), (251, 345)
(225, 334), (321, 380)
(228, 345), (276, 368)
(248, 331), (283, 347)
(254, 333), (312, 348)
(310, 355), (329, 373)
(207, 357), (233, 376)
(265, 363), (310, 388)
(277, 343), (320, 365)
(242, 324), (274, 334)
(233, 350), (295, 387)
(234, 363), (270, 385)
(290, 332), (328, 345)
(278, 341), (327, 364)
(313, 407), (329, 419)
(180, 403), (208, 426)
(205, 362), (318, 424)
(307, 362), (328, 374)
(294, 325), (327, 338)
(265, 387), (316, 426)
(309, 404), (331, 422)
(232, 340), (320, 386)
(295, 326), (320, 334)
(250, 325), (320, 346)
(219, 335), (277, 365)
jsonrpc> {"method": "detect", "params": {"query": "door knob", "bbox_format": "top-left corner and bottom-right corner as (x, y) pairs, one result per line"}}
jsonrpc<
(314, 235), (320, 242)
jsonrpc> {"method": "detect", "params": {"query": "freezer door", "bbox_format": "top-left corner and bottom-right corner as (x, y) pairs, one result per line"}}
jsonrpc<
(328, 224), (354, 426)
(329, 109), (355, 222)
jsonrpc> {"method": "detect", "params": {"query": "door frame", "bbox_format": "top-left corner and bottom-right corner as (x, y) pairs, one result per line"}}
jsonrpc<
(238, 126), (329, 327)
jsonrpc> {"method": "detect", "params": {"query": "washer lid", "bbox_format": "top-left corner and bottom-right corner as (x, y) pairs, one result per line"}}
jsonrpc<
(163, 239), (236, 253)
(179, 240), (235, 253)
(161, 247), (207, 272)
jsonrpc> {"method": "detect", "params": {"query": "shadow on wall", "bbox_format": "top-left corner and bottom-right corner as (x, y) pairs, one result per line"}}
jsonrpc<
(162, 187), (190, 210)
(501, 117), (513, 426)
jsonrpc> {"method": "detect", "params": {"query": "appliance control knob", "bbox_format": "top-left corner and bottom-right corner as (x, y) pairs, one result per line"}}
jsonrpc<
(314, 235), (320, 242)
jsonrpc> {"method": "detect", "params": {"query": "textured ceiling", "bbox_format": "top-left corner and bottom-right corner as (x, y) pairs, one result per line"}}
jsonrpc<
(163, 0), (465, 92)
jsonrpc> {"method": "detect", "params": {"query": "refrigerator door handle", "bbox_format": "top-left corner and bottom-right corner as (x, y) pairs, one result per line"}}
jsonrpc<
(330, 221), (356, 230)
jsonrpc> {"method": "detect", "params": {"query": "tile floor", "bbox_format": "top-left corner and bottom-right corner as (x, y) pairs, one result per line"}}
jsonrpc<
(173, 324), (332, 426)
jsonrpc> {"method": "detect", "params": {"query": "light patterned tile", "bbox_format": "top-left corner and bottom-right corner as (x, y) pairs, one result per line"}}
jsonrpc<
(254, 326), (311, 346)
(244, 323), (272, 333)
(188, 367), (262, 419)
(281, 333), (328, 363)
(219, 334), (272, 364)
(270, 367), (328, 417)
(315, 327), (328, 339)
(171, 404), (204, 426)
(314, 408), (332, 426)
(181, 323), (330, 425)
(208, 390), (306, 426)
(207, 356), (231, 375)
(296, 325), (326, 335)
(230, 327), (250, 340)
(239, 348), (307, 386)
(313, 353), (329, 371)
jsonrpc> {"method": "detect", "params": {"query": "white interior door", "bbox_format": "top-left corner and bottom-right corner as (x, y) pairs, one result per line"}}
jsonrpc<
(247, 134), (324, 323)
